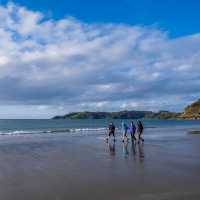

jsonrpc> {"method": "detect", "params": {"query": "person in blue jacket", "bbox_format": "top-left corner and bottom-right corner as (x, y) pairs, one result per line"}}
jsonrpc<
(122, 121), (129, 142)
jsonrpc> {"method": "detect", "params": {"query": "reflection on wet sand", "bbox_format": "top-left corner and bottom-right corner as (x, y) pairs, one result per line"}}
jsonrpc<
(108, 141), (116, 156)
(123, 142), (129, 158)
(106, 139), (145, 161)
(131, 140), (137, 160)
(138, 142), (145, 162)
(130, 140), (145, 162)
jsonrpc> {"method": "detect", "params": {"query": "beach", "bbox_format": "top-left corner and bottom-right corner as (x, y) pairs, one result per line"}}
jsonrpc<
(0, 122), (200, 200)
(0, 1), (199, 199)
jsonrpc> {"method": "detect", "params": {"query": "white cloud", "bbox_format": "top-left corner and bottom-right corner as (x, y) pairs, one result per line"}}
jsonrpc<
(0, 2), (200, 118)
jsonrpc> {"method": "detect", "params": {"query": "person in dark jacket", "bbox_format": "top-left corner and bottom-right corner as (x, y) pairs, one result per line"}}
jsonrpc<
(137, 120), (144, 143)
(106, 122), (115, 141)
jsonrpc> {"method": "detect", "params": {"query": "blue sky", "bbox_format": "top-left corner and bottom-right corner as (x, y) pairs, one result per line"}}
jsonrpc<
(1, 0), (200, 37)
(0, 1), (200, 118)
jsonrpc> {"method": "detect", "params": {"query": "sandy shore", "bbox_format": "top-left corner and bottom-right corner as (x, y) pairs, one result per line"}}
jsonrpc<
(0, 131), (200, 200)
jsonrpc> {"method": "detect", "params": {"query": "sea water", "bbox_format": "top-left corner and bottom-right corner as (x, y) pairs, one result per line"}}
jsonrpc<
(0, 119), (199, 138)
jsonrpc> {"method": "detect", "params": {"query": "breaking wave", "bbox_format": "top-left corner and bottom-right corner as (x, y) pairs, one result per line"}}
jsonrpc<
(0, 128), (107, 136)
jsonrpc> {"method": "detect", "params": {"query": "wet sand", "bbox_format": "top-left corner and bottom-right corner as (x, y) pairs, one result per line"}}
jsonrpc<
(0, 132), (200, 200)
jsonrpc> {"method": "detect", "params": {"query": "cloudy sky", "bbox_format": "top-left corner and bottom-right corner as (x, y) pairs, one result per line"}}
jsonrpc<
(0, 0), (200, 118)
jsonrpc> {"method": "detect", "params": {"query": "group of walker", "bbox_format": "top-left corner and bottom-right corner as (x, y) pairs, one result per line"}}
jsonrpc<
(107, 120), (144, 144)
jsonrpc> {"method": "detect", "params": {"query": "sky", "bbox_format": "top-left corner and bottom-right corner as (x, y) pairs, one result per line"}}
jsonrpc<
(0, 1), (200, 118)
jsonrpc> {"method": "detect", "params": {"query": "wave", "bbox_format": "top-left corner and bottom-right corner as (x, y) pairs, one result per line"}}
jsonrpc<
(0, 126), (171, 136)
(69, 128), (106, 132)
(0, 127), (107, 136)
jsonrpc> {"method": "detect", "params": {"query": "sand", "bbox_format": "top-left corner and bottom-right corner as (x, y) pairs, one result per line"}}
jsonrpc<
(0, 131), (199, 200)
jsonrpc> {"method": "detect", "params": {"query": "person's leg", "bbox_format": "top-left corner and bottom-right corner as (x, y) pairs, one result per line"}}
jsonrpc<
(138, 131), (141, 144)
(126, 135), (129, 141)
(107, 131), (111, 141)
(122, 131), (125, 142)
(124, 132), (127, 141)
(131, 133), (134, 140)
(139, 130), (144, 142)
(125, 130), (129, 141)
(133, 133), (137, 141)
(112, 131), (115, 141)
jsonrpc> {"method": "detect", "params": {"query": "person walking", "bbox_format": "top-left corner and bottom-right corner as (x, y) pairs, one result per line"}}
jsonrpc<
(137, 120), (144, 143)
(106, 122), (115, 141)
(122, 121), (129, 142)
(130, 121), (137, 141)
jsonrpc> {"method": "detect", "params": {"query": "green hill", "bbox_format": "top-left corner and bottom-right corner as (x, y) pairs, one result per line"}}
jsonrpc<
(145, 111), (181, 119)
(52, 98), (200, 120)
(53, 110), (152, 119)
(180, 99), (200, 119)
(52, 110), (180, 120)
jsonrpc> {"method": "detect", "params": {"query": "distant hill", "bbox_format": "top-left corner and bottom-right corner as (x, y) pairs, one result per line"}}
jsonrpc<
(53, 110), (153, 120)
(180, 99), (200, 119)
(145, 111), (181, 119)
(52, 110), (180, 120)
(52, 98), (200, 120)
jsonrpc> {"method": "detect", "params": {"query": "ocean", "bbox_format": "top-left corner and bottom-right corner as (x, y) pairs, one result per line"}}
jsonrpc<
(0, 119), (199, 138)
